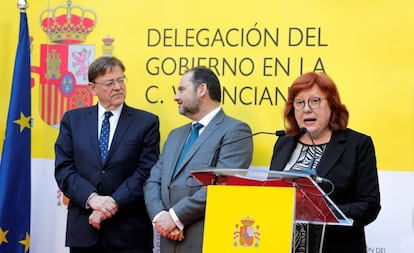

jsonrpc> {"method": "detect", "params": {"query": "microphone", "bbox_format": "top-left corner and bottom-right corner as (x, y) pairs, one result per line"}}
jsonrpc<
(207, 130), (286, 167)
(300, 127), (328, 184)
(301, 127), (317, 176)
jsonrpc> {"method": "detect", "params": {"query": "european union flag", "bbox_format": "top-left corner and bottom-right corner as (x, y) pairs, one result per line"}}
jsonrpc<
(0, 7), (32, 253)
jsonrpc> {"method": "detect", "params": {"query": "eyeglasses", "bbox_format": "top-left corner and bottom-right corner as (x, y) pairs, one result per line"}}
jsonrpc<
(292, 97), (325, 110)
(93, 76), (127, 88)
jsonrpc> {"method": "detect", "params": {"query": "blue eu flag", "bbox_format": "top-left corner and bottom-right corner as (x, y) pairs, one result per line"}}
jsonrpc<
(0, 9), (32, 253)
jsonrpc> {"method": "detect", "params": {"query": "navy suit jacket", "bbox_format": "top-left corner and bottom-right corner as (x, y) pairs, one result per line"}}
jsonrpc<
(55, 104), (160, 249)
(270, 128), (381, 253)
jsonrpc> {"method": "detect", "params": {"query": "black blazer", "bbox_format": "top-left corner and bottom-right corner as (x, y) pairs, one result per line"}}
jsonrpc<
(270, 128), (380, 253)
(55, 104), (160, 249)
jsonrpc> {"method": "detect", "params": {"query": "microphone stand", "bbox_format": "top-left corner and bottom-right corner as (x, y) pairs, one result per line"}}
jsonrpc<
(303, 129), (317, 176)
(208, 131), (286, 167)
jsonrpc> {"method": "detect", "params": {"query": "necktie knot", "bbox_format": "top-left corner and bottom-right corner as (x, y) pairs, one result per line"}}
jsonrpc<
(192, 122), (203, 132)
(173, 122), (203, 175)
(104, 111), (113, 119)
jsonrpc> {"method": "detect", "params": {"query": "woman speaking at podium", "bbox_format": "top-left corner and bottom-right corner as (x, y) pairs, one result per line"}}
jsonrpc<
(269, 72), (381, 253)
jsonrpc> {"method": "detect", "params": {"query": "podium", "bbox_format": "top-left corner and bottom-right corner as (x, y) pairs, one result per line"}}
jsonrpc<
(191, 168), (353, 252)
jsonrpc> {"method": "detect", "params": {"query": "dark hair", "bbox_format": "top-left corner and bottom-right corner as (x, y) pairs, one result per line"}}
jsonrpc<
(285, 72), (349, 136)
(186, 66), (221, 102)
(88, 56), (125, 83)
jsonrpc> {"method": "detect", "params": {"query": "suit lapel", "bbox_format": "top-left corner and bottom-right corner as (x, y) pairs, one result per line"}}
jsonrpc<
(86, 105), (101, 162)
(271, 136), (298, 171)
(271, 131), (346, 178)
(107, 105), (132, 161)
(169, 124), (192, 179)
(190, 110), (224, 153)
(172, 110), (225, 178)
(317, 131), (346, 177)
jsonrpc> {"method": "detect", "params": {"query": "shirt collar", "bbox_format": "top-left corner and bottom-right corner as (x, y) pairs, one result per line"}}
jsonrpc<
(98, 103), (123, 119)
(196, 106), (221, 127)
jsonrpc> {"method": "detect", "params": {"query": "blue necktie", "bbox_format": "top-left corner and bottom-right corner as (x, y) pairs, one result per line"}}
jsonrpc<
(99, 111), (112, 162)
(174, 122), (203, 174)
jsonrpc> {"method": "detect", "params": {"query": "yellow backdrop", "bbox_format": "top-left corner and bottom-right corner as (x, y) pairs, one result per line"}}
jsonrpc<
(0, 0), (413, 170)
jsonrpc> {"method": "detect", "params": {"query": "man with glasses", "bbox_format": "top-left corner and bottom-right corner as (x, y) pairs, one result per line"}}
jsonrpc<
(55, 56), (160, 253)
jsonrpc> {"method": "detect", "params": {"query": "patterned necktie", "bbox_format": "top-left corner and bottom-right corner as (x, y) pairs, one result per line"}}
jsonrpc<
(174, 122), (203, 175)
(99, 111), (113, 162)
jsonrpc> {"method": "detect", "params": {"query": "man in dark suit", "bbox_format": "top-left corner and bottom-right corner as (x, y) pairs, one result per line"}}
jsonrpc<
(144, 67), (253, 253)
(55, 56), (160, 253)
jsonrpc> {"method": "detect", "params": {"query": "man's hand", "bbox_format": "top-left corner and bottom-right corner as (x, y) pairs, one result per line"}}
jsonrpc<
(167, 228), (184, 241)
(87, 195), (118, 218)
(152, 210), (177, 237)
(88, 210), (108, 230)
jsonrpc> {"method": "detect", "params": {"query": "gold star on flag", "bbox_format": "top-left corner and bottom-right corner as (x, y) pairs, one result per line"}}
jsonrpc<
(13, 112), (31, 132)
(19, 232), (30, 253)
(0, 227), (9, 245)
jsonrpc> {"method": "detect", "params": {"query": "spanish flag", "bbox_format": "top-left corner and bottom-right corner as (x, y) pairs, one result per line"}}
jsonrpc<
(203, 185), (295, 253)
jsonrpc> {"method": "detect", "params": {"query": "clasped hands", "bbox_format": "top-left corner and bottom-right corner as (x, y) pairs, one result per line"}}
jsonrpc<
(153, 210), (184, 241)
(87, 195), (118, 230)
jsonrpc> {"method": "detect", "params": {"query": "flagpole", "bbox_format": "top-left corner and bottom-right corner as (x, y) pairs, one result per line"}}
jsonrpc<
(0, 0), (31, 252)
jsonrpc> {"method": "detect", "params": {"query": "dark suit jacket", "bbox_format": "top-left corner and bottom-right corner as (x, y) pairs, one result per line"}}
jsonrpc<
(55, 103), (160, 250)
(144, 109), (253, 253)
(270, 128), (381, 253)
